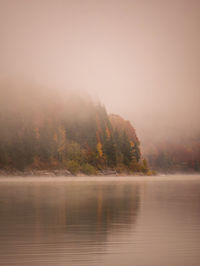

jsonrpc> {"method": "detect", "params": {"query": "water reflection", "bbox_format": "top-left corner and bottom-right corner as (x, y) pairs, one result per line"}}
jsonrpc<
(0, 179), (140, 266)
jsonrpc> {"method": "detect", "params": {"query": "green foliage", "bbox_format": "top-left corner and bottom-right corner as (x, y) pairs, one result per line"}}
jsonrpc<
(132, 143), (140, 162)
(120, 132), (132, 166)
(141, 159), (149, 174)
(146, 170), (157, 176)
(104, 136), (117, 167)
(66, 141), (85, 163)
(81, 163), (96, 175)
(66, 160), (80, 175)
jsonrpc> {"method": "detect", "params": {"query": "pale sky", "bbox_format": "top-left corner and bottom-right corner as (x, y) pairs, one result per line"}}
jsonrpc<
(0, 0), (200, 143)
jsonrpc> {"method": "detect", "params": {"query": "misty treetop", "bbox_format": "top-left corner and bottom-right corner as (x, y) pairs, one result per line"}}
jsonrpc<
(0, 84), (149, 174)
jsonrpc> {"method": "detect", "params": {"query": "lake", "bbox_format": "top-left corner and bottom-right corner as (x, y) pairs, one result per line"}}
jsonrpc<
(0, 175), (200, 266)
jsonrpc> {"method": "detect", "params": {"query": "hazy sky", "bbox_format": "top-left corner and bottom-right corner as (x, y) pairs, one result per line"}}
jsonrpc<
(1, 0), (200, 143)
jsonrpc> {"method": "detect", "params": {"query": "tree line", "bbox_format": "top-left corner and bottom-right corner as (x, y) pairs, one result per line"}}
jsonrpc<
(0, 90), (150, 174)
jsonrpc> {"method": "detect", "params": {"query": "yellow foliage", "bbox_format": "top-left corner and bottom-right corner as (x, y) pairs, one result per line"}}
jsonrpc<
(97, 142), (103, 157)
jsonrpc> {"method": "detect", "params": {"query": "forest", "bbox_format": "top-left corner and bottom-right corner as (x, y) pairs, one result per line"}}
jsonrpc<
(144, 137), (200, 173)
(0, 85), (150, 175)
(1, 83), (198, 175)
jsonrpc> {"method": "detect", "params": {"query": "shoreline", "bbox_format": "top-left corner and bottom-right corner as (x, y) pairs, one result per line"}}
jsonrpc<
(0, 169), (151, 177)
(0, 169), (199, 178)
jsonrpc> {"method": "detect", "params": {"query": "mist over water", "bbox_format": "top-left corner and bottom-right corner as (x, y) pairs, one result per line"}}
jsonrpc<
(0, 175), (200, 266)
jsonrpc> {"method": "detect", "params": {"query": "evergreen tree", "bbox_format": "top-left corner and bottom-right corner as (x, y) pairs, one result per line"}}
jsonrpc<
(120, 132), (132, 166)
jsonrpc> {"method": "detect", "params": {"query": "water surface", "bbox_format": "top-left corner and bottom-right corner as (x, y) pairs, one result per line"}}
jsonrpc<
(0, 175), (200, 266)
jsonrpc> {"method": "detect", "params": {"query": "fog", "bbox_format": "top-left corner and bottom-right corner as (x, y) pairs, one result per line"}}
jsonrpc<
(1, 0), (200, 146)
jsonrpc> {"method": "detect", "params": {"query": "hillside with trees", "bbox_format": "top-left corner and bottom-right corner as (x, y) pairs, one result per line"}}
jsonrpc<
(0, 83), (150, 175)
(143, 135), (200, 173)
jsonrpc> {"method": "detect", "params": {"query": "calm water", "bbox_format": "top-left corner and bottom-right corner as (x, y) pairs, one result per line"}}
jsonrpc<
(0, 175), (200, 266)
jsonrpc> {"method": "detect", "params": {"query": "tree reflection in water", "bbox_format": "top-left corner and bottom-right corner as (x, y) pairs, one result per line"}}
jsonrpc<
(0, 178), (140, 266)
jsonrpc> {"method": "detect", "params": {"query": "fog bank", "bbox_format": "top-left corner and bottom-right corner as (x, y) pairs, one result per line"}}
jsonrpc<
(1, 0), (200, 145)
